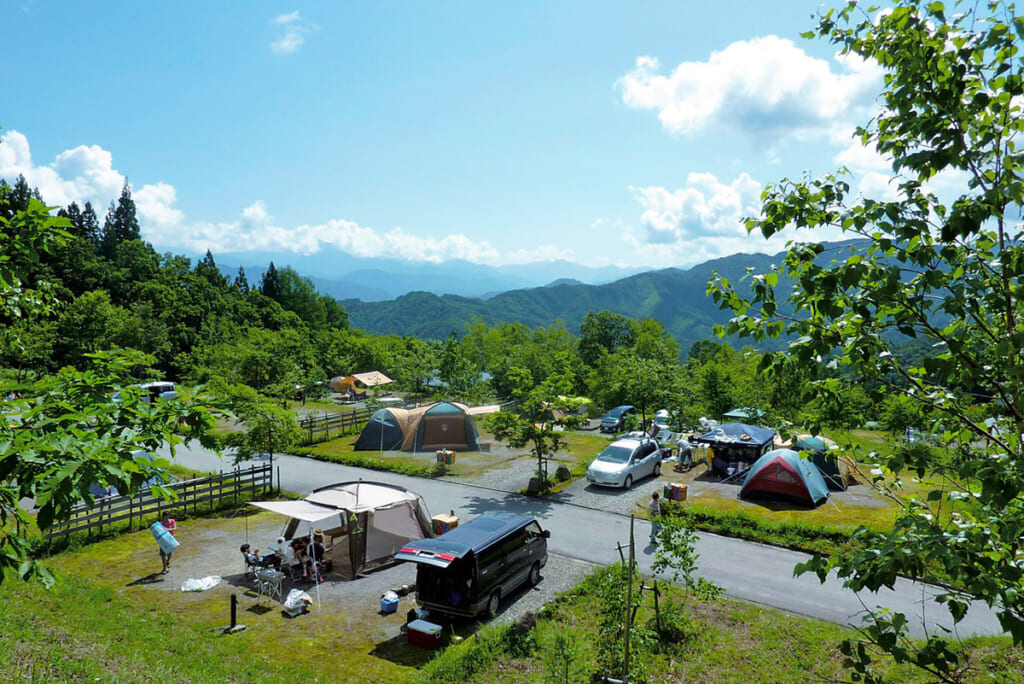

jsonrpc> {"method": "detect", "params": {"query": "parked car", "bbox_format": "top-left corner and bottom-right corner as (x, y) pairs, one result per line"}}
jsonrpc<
(112, 381), (177, 405)
(394, 512), (550, 618)
(586, 435), (662, 488)
(600, 405), (635, 433)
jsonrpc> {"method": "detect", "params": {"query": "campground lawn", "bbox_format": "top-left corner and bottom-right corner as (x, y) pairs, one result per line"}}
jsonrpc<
(294, 427), (610, 481)
(5, 523), (1022, 684)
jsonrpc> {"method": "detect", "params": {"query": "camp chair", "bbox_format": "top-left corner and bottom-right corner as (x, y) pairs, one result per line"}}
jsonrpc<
(242, 551), (275, 582)
(242, 552), (261, 582)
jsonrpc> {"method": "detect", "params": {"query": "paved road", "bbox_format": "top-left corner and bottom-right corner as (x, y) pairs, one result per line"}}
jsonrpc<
(161, 442), (1005, 640)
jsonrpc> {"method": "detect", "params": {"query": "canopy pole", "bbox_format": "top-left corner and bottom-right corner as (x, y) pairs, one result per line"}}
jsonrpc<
(310, 523), (320, 609)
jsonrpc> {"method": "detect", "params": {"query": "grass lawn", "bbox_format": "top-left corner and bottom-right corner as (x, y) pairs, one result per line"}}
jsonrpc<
(296, 428), (612, 481)
(9, 523), (1021, 684)
(3, 515), (428, 684)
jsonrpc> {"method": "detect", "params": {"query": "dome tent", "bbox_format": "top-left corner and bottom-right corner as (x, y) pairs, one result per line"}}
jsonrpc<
(791, 434), (853, 491)
(740, 448), (829, 507)
(353, 401), (480, 452)
(402, 401), (480, 452)
(353, 408), (413, 451)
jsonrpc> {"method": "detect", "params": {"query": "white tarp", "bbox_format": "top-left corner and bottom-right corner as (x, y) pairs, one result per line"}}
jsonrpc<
(250, 500), (342, 523)
(305, 481), (415, 513)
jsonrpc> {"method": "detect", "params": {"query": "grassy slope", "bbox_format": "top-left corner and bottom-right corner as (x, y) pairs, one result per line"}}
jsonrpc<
(2, 516), (420, 683)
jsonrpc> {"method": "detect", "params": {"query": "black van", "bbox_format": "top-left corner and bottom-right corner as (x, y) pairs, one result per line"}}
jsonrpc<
(394, 512), (550, 618)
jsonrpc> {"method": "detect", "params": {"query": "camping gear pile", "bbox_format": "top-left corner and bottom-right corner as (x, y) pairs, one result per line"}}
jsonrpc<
(695, 422), (776, 476)
(283, 589), (312, 617)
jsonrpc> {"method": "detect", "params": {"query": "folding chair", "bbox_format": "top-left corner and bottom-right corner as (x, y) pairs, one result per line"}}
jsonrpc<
(243, 553), (262, 582)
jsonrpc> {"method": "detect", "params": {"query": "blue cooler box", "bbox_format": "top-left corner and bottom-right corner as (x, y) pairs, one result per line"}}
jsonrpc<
(380, 594), (400, 614)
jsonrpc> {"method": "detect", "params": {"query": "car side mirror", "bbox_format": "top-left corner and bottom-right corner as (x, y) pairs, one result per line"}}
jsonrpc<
(541, 530), (551, 539)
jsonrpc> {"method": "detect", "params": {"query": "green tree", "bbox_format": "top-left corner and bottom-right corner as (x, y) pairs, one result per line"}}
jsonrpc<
(578, 310), (637, 366)
(220, 382), (302, 489)
(196, 250), (227, 288)
(259, 261), (282, 301)
(710, 1), (1024, 678)
(234, 266), (250, 295)
(99, 182), (141, 257)
(488, 369), (582, 489)
(438, 333), (480, 399)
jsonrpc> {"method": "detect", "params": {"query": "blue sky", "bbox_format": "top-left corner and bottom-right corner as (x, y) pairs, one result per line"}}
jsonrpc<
(1, 1), (903, 270)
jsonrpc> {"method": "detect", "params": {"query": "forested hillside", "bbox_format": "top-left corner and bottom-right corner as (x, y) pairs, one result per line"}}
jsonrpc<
(341, 251), (791, 352)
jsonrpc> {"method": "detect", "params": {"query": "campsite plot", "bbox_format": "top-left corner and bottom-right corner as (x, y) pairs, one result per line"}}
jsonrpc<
(5, 510), (592, 683)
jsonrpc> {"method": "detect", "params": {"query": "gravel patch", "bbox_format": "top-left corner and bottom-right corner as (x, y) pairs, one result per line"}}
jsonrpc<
(148, 510), (597, 630)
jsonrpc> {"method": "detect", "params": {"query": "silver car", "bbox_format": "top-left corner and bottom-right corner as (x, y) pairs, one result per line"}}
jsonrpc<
(586, 436), (662, 488)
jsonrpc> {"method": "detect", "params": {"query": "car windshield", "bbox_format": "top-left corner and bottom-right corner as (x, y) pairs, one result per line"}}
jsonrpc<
(608, 407), (629, 418)
(596, 445), (633, 464)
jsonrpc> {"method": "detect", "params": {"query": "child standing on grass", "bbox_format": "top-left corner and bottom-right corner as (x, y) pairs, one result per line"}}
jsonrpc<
(160, 512), (177, 573)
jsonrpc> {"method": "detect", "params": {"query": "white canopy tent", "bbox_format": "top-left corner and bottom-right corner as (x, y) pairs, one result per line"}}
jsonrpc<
(250, 481), (434, 581)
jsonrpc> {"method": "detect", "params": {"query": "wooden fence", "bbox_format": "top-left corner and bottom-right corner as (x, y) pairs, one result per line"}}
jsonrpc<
(299, 408), (372, 445)
(44, 464), (273, 541)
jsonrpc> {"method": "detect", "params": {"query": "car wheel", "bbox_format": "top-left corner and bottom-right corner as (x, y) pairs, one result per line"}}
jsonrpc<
(529, 562), (541, 587)
(653, 462), (662, 477)
(624, 475), (633, 489)
(486, 591), (501, 617)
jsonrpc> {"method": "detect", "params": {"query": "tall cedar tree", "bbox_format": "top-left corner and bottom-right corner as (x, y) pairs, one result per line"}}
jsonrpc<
(260, 261), (282, 301)
(99, 182), (141, 257)
(235, 266), (250, 295)
(196, 249), (226, 287)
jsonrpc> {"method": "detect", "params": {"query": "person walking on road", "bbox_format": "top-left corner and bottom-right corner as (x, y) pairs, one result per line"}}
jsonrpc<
(649, 492), (662, 545)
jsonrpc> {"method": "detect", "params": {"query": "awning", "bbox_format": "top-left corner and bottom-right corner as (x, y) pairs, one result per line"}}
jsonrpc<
(249, 500), (342, 523)
(306, 481), (415, 513)
(352, 371), (393, 387)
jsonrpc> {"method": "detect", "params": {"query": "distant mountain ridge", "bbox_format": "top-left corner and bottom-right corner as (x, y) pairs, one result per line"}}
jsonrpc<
(204, 247), (640, 301)
(341, 247), (796, 353)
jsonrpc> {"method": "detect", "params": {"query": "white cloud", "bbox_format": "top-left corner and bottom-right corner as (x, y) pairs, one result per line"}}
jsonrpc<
(631, 172), (762, 244)
(0, 130), (125, 209)
(626, 171), (846, 266)
(270, 11), (317, 55)
(2, 130), (566, 265)
(134, 182), (185, 226)
(273, 11), (301, 25)
(618, 36), (883, 143)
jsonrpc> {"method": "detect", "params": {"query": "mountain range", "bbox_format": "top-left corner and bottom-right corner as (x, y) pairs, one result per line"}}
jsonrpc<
(207, 247), (641, 302)
(339, 247), (796, 354)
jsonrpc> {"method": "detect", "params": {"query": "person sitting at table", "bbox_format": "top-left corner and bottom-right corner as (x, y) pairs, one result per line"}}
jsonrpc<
(282, 539), (302, 577)
(292, 539), (315, 580)
(240, 543), (280, 570)
(309, 539), (326, 578)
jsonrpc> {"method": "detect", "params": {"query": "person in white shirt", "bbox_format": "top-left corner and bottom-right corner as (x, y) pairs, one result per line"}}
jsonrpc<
(649, 492), (662, 545)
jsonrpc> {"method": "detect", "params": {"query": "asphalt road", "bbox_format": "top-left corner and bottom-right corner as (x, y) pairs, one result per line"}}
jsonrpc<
(160, 442), (1005, 640)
